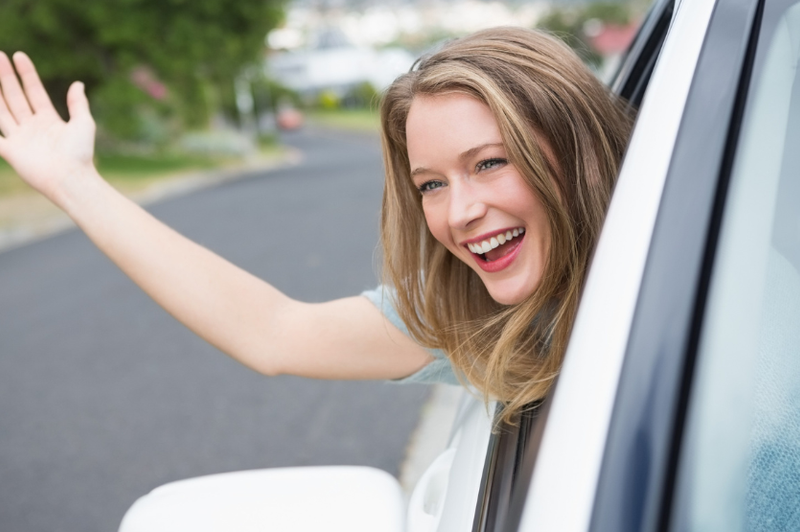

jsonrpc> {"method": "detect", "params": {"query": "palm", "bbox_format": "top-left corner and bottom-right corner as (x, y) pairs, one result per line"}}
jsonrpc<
(0, 52), (96, 200)
(7, 111), (94, 190)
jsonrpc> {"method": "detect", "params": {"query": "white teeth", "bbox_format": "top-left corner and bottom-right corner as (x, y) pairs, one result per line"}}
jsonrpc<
(467, 228), (525, 255)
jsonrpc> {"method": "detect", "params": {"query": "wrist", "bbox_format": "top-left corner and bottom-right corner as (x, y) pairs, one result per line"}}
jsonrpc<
(52, 164), (110, 218)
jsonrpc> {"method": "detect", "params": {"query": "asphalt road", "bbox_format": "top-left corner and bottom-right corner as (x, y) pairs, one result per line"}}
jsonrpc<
(0, 129), (431, 532)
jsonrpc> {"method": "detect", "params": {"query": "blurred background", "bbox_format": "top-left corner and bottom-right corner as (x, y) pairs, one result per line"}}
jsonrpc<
(0, 0), (646, 169)
(0, 0), (647, 531)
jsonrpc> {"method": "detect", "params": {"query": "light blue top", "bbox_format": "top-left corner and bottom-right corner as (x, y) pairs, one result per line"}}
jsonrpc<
(361, 286), (461, 386)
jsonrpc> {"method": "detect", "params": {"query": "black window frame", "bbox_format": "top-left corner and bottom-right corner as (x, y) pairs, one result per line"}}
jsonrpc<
(588, 0), (764, 531)
(611, 0), (675, 107)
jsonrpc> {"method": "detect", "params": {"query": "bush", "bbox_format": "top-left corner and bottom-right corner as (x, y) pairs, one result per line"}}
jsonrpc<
(317, 90), (341, 110)
(342, 82), (379, 110)
(536, 2), (635, 69)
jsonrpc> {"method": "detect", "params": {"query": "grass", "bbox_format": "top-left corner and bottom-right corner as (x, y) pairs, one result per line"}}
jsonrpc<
(0, 141), (289, 233)
(0, 145), (288, 234)
(97, 152), (222, 177)
(0, 159), (30, 197)
(307, 108), (380, 133)
(96, 152), (232, 194)
(0, 148), (283, 199)
(0, 152), (226, 197)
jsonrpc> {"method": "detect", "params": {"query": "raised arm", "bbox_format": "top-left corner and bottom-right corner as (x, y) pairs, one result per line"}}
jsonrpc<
(0, 52), (432, 379)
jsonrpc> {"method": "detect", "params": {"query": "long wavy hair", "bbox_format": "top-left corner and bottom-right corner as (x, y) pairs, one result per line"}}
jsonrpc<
(379, 27), (633, 423)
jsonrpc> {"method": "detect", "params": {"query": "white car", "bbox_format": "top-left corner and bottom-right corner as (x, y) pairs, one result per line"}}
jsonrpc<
(119, 0), (800, 529)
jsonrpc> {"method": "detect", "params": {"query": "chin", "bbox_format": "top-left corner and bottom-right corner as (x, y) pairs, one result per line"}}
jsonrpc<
(486, 284), (536, 306)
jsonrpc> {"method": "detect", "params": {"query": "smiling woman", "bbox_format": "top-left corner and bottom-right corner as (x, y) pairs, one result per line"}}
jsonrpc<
(380, 28), (633, 421)
(0, 27), (630, 434)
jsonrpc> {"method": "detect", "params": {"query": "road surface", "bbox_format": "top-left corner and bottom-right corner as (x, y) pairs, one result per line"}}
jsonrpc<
(0, 129), (431, 532)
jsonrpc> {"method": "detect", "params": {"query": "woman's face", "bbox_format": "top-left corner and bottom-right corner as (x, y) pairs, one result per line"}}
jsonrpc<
(406, 93), (550, 305)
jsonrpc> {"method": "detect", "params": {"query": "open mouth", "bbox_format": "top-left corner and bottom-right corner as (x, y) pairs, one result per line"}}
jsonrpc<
(467, 228), (525, 262)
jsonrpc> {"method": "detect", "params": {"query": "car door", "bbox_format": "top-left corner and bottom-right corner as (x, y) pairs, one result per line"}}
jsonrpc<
(506, 0), (765, 530)
(422, 0), (779, 529)
(514, 0), (800, 530)
(587, 0), (764, 528)
(664, 0), (800, 529)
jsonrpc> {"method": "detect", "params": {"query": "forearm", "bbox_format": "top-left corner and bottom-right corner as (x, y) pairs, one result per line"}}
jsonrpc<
(0, 52), (434, 381)
(57, 167), (291, 374)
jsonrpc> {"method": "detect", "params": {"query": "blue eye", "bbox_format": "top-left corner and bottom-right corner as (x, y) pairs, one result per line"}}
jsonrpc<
(418, 180), (445, 194)
(476, 158), (507, 172)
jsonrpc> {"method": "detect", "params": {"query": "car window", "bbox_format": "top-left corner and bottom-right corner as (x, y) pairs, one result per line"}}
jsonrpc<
(670, 1), (800, 530)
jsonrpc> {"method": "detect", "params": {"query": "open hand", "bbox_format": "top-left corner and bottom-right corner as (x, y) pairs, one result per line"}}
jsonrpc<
(0, 52), (97, 202)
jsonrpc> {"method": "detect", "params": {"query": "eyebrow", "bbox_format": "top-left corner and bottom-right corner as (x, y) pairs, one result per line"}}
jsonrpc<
(410, 142), (505, 178)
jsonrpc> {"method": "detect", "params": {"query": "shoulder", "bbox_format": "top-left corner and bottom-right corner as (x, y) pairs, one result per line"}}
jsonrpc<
(361, 285), (462, 386)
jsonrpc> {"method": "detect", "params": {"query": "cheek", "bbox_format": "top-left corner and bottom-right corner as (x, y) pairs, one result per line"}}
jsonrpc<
(422, 203), (456, 250)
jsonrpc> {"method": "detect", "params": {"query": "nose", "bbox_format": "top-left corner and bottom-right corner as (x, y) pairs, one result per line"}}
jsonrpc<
(448, 179), (487, 230)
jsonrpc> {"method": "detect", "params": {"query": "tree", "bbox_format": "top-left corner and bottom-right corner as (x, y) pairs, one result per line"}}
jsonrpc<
(537, 1), (634, 69)
(0, 0), (285, 145)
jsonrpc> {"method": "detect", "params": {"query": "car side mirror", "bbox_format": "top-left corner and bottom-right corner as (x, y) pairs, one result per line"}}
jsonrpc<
(118, 466), (405, 532)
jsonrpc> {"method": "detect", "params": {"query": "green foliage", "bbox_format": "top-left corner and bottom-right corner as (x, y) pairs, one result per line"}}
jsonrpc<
(92, 76), (166, 142)
(342, 82), (379, 110)
(95, 152), (220, 177)
(251, 76), (300, 115)
(536, 1), (634, 68)
(537, 10), (592, 63)
(316, 90), (341, 110)
(0, 151), (225, 198)
(307, 109), (380, 133)
(0, 158), (29, 196)
(384, 28), (460, 56)
(257, 132), (279, 148)
(0, 0), (286, 146)
(309, 82), (378, 112)
(583, 2), (632, 26)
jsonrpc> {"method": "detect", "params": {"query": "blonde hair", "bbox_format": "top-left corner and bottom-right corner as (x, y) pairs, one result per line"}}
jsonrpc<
(379, 27), (633, 423)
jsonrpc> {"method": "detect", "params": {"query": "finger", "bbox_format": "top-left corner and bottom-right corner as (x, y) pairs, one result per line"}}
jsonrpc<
(12, 52), (57, 117)
(0, 51), (32, 122)
(0, 53), (19, 134)
(0, 94), (15, 136)
(66, 81), (92, 123)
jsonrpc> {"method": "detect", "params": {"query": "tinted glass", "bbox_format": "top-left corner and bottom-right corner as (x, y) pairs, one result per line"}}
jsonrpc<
(671, 2), (800, 531)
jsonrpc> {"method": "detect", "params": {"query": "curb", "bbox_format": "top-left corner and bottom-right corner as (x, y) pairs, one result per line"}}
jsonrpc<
(0, 148), (302, 254)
